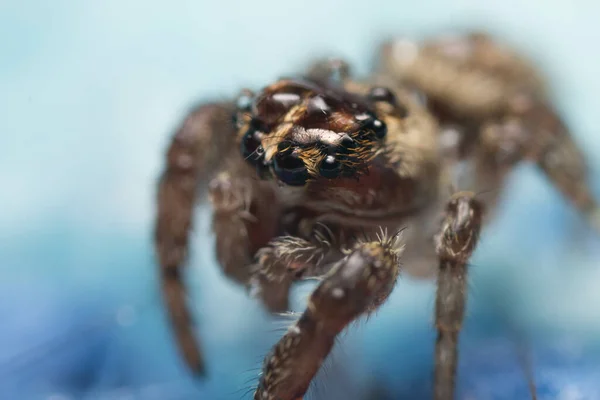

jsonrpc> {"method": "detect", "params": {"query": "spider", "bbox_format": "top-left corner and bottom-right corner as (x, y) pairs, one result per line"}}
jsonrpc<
(153, 31), (599, 400)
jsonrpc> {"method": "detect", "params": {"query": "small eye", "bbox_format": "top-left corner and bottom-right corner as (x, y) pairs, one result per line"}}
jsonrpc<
(357, 112), (387, 139)
(340, 135), (355, 148)
(240, 122), (263, 163)
(369, 86), (397, 105)
(273, 146), (309, 186)
(370, 118), (387, 139)
(369, 86), (409, 118)
(339, 136), (357, 155)
(319, 155), (341, 179)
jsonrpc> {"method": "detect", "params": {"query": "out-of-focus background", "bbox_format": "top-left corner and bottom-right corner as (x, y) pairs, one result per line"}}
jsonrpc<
(1, 1), (600, 399)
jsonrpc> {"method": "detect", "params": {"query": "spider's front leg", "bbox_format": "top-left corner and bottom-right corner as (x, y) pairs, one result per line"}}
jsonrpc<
(155, 102), (239, 376)
(433, 191), (485, 400)
(209, 168), (278, 284)
(254, 234), (402, 400)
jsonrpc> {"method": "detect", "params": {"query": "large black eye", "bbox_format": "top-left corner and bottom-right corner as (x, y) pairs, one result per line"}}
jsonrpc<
(340, 135), (357, 152)
(356, 112), (387, 139)
(240, 121), (263, 163)
(319, 155), (341, 179)
(273, 143), (309, 186)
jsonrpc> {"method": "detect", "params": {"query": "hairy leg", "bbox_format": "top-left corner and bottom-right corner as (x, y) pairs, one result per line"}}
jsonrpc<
(253, 233), (403, 400)
(249, 233), (332, 313)
(478, 100), (600, 231)
(517, 101), (599, 231)
(468, 117), (531, 215)
(379, 33), (599, 230)
(249, 214), (372, 312)
(154, 102), (237, 376)
(209, 168), (280, 285)
(433, 192), (484, 400)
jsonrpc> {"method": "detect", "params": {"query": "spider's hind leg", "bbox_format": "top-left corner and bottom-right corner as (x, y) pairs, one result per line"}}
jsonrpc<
(253, 233), (403, 400)
(496, 98), (600, 232)
(432, 191), (485, 400)
(525, 102), (600, 231)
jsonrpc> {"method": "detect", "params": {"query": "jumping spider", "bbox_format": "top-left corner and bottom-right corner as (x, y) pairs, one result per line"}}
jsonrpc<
(153, 31), (599, 400)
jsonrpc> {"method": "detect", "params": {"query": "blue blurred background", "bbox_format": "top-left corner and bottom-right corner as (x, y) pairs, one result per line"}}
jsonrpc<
(1, 0), (600, 399)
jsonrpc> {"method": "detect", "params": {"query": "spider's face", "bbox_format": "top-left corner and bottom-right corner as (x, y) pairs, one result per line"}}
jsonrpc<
(234, 79), (394, 187)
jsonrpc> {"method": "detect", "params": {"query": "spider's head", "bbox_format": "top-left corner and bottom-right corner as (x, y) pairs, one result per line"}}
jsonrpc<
(234, 78), (403, 187)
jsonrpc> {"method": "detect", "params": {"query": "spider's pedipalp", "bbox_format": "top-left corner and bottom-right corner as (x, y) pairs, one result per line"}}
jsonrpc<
(253, 237), (402, 400)
(249, 234), (331, 312)
(433, 191), (485, 400)
(248, 216), (346, 313)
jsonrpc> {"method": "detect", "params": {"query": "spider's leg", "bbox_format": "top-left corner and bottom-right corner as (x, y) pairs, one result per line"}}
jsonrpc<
(433, 191), (485, 400)
(154, 102), (238, 377)
(518, 101), (599, 231)
(476, 98), (599, 231)
(467, 105), (599, 233)
(253, 234), (402, 400)
(209, 169), (279, 285)
(472, 117), (531, 212)
(249, 231), (333, 313)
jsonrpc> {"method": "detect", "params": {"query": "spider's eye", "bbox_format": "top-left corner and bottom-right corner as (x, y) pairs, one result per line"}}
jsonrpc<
(369, 86), (397, 105)
(369, 86), (409, 118)
(370, 118), (387, 139)
(319, 155), (341, 179)
(273, 144), (309, 186)
(240, 122), (263, 163)
(357, 112), (387, 139)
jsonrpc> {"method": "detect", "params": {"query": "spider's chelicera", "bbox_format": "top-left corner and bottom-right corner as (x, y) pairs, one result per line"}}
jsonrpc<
(153, 31), (600, 400)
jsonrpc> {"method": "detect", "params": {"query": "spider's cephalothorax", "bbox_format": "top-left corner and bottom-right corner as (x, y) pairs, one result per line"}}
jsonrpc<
(153, 31), (599, 400)
(231, 77), (441, 226)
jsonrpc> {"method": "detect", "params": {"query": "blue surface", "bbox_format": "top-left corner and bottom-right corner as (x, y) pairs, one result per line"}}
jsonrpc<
(1, 1), (600, 399)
